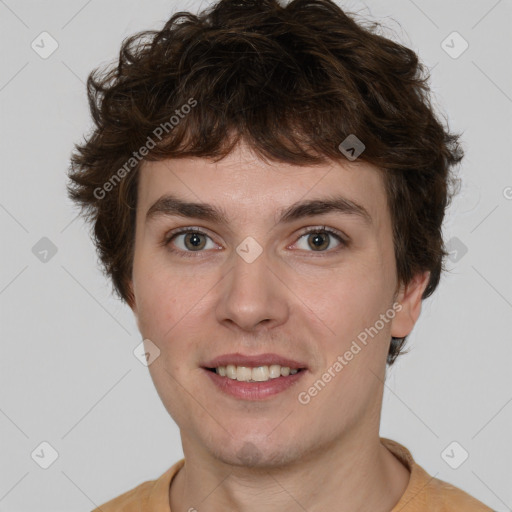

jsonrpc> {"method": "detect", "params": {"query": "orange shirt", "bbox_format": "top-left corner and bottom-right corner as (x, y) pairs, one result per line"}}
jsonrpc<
(92, 437), (493, 511)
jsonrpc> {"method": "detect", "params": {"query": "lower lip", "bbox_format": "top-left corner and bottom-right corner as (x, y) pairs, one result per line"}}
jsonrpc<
(203, 368), (306, 400)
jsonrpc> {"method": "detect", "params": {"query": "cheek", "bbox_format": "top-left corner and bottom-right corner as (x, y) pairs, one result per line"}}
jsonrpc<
(132, 258), (178, 340)
(133, 262), (212, 355)
(312, 273), (393, 392)
(136, 287), (180, 342)
(321, 267), (389, 333)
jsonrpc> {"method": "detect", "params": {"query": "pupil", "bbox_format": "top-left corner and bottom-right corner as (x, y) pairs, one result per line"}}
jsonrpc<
(310, 233), (328, 250)
(187, 233), (204, 249)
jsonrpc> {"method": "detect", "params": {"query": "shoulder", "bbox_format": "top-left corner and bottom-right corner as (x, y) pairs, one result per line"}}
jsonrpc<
(381, 438), (493, 512)
(90, 459), (184, 512)
(91, 481), (154, 512)
(427, 475), (494, 511)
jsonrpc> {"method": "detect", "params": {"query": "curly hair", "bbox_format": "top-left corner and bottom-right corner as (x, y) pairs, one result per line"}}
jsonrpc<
(67, 0), (463, 365)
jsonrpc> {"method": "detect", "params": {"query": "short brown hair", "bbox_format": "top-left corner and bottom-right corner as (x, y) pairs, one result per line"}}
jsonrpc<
(67, 0), (463, 365)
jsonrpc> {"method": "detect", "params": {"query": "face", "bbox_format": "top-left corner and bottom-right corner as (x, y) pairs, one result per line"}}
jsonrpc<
(129, 142), (427, 468)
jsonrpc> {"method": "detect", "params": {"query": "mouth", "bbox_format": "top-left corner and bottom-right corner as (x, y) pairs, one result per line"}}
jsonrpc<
(201, 354), (308, 400)
(204, 364), (305, 382)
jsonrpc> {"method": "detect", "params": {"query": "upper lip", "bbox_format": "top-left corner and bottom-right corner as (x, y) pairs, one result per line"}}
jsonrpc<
(203, 353), (307, 369)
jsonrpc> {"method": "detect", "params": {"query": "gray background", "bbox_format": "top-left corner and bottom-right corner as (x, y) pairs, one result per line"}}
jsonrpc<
(1, 0), (511, 510)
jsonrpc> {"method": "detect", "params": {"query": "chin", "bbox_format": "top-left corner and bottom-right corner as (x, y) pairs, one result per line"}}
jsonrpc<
(207, 436), (302, 469)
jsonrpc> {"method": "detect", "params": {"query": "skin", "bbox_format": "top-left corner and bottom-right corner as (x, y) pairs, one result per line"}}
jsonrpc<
(128, 141), (430, 512)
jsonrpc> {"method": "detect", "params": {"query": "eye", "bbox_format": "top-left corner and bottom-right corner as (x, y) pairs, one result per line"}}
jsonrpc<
(293, 226), (347, 253)
(163, 228), (218, 256)
(162, 225), (348, 258)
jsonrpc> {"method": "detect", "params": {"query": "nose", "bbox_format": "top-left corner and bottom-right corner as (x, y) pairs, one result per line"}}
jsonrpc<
(215, 246), (289, 333)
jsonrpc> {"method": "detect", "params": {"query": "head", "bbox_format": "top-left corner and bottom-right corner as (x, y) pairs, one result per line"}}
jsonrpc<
(67, 0), (463, 466)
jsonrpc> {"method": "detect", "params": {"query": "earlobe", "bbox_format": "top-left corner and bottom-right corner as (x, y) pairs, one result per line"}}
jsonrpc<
(390, 271), (430, 339)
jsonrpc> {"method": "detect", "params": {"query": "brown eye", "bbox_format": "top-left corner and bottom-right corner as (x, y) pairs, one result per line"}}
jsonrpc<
(294, 227), (346, 253)
(164, 229), (217, 255)
(183, 232), (207, 251)
(307, 232), (330, 251)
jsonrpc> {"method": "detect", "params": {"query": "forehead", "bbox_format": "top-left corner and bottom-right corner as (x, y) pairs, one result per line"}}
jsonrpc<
(137, 145), (388, 229)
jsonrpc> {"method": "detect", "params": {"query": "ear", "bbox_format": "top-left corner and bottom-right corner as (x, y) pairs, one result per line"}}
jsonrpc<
(126, 280), (140, 326)
(390, 271), (430, 338)
(126, 280), (138, 317)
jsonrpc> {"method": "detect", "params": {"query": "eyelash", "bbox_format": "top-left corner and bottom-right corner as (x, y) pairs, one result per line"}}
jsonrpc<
(162, 226), (348, 258)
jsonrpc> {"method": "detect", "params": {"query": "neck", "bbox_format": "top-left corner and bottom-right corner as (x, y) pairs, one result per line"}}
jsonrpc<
(169, 429), (410, 512)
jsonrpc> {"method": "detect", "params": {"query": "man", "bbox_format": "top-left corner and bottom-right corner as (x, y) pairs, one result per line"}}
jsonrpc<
(67, 0), (493, 509)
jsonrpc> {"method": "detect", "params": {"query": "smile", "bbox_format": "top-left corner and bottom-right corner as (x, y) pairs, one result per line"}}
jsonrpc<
(203, 366), (306, 400)
(210, 364), (301, 382)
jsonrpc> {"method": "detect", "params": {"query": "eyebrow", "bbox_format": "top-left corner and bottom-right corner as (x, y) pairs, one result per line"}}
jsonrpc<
(145, 193), (373, 227)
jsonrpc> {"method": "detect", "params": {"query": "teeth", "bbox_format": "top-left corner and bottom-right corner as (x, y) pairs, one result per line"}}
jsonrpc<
(237, 366), (252, 381)
(226, 364), (237, 379)
(215, 364), (301, 382)
(269, 364), (281, 378)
